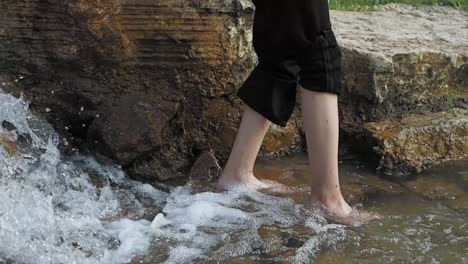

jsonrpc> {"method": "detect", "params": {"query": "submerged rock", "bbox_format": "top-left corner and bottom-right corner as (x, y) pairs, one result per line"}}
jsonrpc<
(0, 131), (19, 156)
(403, 174), (468, 213)
(364, 108), (468, 178)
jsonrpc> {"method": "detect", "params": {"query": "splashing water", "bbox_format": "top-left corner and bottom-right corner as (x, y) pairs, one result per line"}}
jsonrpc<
(0, 91), (169, 264)
(1, 89), (467, 264)
(0, 91), (347, 264)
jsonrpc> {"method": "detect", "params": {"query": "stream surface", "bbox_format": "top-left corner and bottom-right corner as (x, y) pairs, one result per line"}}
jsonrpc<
(0, 91), (467, 264)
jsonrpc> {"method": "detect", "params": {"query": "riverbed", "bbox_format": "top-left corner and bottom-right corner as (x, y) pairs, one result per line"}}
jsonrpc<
(135, 154), (468, 264)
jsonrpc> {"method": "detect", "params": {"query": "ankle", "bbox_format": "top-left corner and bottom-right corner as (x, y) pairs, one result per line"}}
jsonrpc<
(310, 188), (347, 209)
(220, 168), (253, 180)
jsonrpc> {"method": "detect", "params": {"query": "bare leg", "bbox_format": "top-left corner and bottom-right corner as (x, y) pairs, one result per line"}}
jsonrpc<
(217, 105), (271, 190)
(300, 88), (352, 217)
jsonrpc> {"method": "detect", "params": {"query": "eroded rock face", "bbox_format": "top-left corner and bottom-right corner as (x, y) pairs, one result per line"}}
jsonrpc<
(402, 160), (468, 213)
(0, 2), (466, 181)
(333, 5), (468, 178)
(188, 150), (222, 182)
(87, 95), (180, 166)
(364, 108), (468, 177)
(334, 5), (468, 115)
(0, 0), (303, 182)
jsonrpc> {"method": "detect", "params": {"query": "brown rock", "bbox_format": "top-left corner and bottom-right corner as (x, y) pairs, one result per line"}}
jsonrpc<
(127, 150), (189, 182)
(0, 131), (20, 156)
(404, 175), (468, 213)
(341, 173), (405, 204)
(364, 109), (468, 178)
(87, 94), (180, 166)
(0, 0), (266, 182)
(1, 1), (466, 182)
(202, 97), (242, 159)
(262, 121), (302, 154)
(189, 150), (222, 182)
(334, 6), (468, 176)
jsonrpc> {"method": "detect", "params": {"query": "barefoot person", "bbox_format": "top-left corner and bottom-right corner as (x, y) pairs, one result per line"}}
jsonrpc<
(217, 1), (356, 221)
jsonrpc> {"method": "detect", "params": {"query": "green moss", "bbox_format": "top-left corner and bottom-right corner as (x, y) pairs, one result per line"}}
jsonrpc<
(329, 0), (468, 11)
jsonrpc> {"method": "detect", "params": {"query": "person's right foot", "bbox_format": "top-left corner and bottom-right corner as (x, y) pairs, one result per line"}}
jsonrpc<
(216, 171), (290, 195)
(323, 207), (380, 227)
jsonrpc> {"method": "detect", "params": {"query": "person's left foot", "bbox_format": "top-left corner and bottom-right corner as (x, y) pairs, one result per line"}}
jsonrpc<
(308, 200), (380, 227)
(308, 192), (352, 217)
(323, 207), (380, 227)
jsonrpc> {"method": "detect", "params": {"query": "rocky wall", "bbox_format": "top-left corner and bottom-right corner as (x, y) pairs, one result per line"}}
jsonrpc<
(0, 0), (303, 182)
(1, 2), (467, 181)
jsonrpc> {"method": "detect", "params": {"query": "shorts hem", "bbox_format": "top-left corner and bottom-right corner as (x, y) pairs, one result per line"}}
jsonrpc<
(236, 89), (289, 127)
(298, 80), (341, 96)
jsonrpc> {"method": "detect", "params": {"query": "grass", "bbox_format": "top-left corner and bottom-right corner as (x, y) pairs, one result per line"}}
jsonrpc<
(329, 0), (468, 11)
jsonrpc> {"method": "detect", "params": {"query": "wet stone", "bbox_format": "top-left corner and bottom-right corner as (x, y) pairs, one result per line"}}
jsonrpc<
(342, 183), (366, 205)
(0, 132), (20, 156)
(137, 244), (170, 264)
(403, 175), (468, 213)
(363, 109), (468, 179)
(2, 2), (467, 181)
(189, 150), (222, 182)
(336, 5), (468, 177)
(257, 225), (283, 250)
(2, 120), (16, 132)
(284, 237), (304, 248)
(86, 170), (109, 189)
(314, 251), (347, 264)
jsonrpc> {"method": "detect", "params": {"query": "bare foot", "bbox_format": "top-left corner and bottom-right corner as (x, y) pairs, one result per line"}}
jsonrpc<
(324, 207), (381, 227)
(216, 172), (273, 191)
(307, 190), (381, 227)
(308, 201), (380, 227)
(308, 192), (352, 216)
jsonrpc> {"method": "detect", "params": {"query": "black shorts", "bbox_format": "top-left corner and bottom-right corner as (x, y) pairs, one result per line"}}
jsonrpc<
(236, 0), (343, 127)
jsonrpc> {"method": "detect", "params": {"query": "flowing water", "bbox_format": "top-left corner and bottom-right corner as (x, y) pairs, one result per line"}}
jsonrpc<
(0, 91), (467, 264)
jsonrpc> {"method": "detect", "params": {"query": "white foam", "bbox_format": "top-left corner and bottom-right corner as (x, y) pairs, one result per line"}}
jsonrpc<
(0, 91), (350, 264)
(0, 92), (168, 264)
(145, 183), (350, 263)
